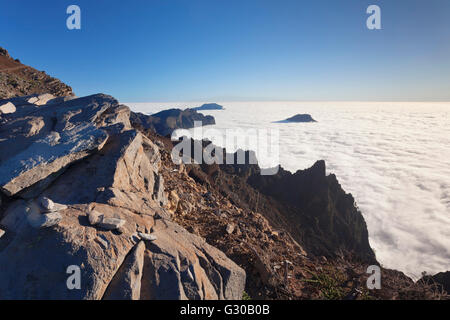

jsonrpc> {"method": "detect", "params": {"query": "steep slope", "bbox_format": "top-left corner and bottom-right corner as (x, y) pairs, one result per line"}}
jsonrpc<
(0, 94), (245, 300)
(0, 47), (447, 300)
(0, 46), (73, 99)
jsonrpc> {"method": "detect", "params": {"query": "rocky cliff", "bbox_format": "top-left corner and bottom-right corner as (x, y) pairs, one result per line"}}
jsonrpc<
(130, 108), (215, 136)
(0, 93), (245, 300)
(0, 49), (447, 300)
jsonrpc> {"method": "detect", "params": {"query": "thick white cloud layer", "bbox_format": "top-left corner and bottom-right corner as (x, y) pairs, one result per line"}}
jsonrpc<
(128, 101), (450, 279)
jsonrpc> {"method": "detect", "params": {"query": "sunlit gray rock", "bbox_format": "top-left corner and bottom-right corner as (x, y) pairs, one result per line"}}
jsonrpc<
(0, 101), (15, 114)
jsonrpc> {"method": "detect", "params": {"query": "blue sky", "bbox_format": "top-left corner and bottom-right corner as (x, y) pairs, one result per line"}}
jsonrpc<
(1, 0), (449, 102)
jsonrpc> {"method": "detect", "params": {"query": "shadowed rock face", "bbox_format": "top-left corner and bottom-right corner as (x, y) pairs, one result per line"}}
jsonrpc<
(0, 93), (245, 300)
(174, 139), (375, 263)
(130, 108), (215, 136)
(422, 271), (450, 293)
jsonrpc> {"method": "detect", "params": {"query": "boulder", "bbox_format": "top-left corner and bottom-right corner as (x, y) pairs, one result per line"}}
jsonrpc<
(140, 219), (246, 300)
(0, 203), (149, 299)
(40, 130), (163, 217)
(103, 241), (146, 300)
(1, 199), (65, 230)
(97, 217), (126, 231)
(0, 92), (246, 300)
(0, 102), (16, 114)
(28, 211), (62, 229)
(226, 223), (235, 235)
(137, 232), (157, 241)
(39, 197), (54, 211)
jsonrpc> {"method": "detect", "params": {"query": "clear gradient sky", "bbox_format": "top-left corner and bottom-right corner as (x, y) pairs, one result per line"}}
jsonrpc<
(1, 0), (449, 102)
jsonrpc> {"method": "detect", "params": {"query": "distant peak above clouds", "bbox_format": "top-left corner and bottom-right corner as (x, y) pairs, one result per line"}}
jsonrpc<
(191, 103), (224, 111)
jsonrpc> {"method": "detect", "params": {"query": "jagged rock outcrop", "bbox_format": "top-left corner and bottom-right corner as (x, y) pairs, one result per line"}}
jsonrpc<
(140, 219), (245, 300)
(130, 108), (215, 136)
(172, 138), (375, 263)
(422, 271), (450, 294)
(0, 101), (15, 114)
(0, 93), (245, 300)
(0, 47), (73, 99)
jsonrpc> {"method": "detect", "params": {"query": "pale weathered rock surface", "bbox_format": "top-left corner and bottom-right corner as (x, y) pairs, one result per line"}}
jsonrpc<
(0, 93), (246, 300)
(0, 47), (74, 99)
(0, 203), (140, 299)
(39, 196), (54, 211)
(0, 94), (123, 196)
(25, 93), (56, 106)
(226, 223), (235, 235)
(29, 211), (62, 228)
(0, 199), (66, 230)
(88, 210), (104, 225)
(130, 108), (215, 136)
(97, 217), (126, 231)
(140, 219), (246, 300)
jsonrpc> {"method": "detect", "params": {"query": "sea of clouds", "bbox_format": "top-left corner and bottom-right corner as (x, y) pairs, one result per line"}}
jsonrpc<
(128, 101), (450, 279)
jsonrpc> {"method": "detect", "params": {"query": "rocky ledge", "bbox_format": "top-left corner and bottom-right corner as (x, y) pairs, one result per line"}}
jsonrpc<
(161, 137), (449, 299)
(0, 93), (244, 300)
(191, 103), (224, 111)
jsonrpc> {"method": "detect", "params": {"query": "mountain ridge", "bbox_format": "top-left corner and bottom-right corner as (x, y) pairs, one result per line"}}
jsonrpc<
(0, 46), (73, 99)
